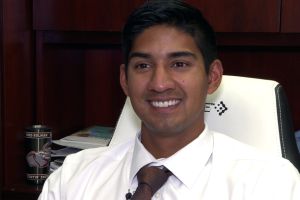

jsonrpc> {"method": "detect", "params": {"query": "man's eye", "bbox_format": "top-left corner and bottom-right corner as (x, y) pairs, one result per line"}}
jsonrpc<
(172, 62), (188, 68)
(135, 63), (150, 69)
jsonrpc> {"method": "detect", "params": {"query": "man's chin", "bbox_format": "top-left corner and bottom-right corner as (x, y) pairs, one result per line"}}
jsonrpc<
(142, 121), (183, 137)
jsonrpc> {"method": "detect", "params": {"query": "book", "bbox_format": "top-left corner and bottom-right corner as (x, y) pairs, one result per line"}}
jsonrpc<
(296, 130), (300, 154)
(53, 126), (114, 149)
(51, 147), (81, 157)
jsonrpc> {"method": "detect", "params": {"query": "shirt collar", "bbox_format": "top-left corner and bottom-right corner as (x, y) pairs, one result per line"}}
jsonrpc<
(129, 134), (156, 183)
(129, 124), (214, 189)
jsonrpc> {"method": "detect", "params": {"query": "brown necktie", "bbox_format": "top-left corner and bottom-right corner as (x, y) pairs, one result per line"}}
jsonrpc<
(131, 166), (172, 200)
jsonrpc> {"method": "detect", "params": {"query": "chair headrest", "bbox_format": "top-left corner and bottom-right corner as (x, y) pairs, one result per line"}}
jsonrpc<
(204, 75), (281, 156)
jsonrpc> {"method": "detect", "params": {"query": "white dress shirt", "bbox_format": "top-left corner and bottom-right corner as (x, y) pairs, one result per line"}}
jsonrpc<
(39, 126), (300, 200)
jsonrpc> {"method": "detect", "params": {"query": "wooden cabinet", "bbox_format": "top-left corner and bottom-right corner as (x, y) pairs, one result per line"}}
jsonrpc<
(2, 0), (300, 199)
(33, 0), (144, 31)
(35, 31), (126, 138)
(187, 0), (281, 32)
(33, 0), (300, 33)
(282, 0), (300, 32)
(1, 0), (36, 199)
(34, 0), (283, 33)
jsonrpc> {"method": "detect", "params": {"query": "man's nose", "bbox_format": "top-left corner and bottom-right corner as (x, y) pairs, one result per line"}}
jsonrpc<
(147, 65), (175, 92)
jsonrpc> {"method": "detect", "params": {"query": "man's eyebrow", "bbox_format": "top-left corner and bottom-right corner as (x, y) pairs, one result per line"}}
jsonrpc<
(128, 52), (151, 60)
(168, 51), (197, 59)
(128, 51), (197, 61)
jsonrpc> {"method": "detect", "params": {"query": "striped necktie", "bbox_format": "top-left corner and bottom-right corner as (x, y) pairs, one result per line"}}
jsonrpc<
(131, 166), (172, 200)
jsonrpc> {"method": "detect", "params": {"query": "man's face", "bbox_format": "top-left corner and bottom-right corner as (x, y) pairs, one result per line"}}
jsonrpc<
(120, 25), (221, 138)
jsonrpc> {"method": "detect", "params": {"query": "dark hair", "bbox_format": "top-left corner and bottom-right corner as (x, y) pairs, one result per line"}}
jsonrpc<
(122, 0), (218, 74)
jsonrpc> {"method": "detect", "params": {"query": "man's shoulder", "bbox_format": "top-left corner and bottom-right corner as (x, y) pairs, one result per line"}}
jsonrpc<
(211, 130), (298, 173)
(39, 138), (136, 199)
(212, 130), (275, 158)
(60, 139), (135, 179)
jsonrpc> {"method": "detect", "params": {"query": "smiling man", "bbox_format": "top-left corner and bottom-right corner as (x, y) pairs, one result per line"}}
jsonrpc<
(39, 1), (300, 200)
(120, 24), (222, 159)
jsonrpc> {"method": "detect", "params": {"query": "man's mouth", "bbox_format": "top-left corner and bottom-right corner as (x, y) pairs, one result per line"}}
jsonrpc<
(150, 99), (180, 108)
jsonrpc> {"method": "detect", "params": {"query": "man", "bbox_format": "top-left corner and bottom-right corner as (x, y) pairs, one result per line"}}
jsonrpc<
(39, 1), (300, 199)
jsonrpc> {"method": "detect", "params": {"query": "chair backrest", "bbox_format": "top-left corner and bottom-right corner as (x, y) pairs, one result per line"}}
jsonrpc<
(110, 75), (300, 171)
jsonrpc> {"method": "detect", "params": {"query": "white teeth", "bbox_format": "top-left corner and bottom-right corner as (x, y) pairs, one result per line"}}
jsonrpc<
(151, 100), (180, 108)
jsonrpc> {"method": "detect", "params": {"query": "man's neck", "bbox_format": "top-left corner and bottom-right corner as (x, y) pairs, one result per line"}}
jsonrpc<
(140, 125), (205, 158)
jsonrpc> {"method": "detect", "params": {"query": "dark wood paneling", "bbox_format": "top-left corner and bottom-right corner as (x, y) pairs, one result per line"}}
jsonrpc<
(42, 31), (121, 45)
(41, 31), (300, 47)
(0, 0), (4, 195)
(83, 48), (125, 127)
(187, 0), (281, 32)
(33, 0), (281, 32)
(217, 33), (300, 46)
(219, 47), (300, 130)
(3, 192), (39, 200)
(2, 180), (41, 200)
(281, 0), (300, 32)
(36, 32), (86, 139)
(2, 0), (34, 190)
(33, 0), (144, 31)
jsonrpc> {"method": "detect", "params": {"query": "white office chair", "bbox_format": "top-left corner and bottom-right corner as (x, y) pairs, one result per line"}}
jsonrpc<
(110, 75), (300, 171)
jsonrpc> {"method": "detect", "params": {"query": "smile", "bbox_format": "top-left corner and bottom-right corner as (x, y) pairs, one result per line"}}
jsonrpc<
(150, 99), (180, 108)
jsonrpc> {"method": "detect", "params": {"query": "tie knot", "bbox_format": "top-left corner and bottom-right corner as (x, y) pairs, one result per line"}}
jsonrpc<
(136, 166), (171, 195)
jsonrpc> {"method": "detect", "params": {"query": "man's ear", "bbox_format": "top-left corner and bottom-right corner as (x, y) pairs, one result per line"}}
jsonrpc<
(207, 59), (223, 94)
(120, 64), (129, 96)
